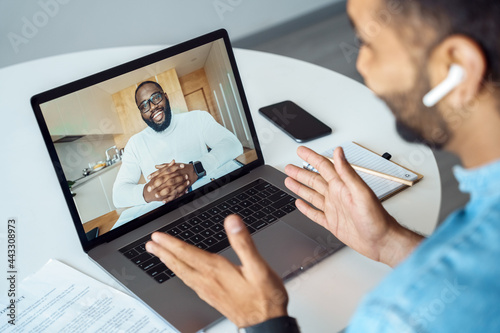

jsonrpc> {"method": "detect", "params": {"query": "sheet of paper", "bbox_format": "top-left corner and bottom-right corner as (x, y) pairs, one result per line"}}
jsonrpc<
(0, 259), (177, 333)
(303, 142), (419, 199)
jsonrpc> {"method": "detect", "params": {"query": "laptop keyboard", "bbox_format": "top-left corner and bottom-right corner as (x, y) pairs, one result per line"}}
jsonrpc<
(119, 179), (297, 283)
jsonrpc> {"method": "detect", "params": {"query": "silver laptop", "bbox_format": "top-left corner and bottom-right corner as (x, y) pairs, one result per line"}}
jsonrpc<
(31, 29), (344, 332)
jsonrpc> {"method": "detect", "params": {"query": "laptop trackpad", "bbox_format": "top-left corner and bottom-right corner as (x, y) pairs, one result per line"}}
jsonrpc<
(220, 220), (325, 279)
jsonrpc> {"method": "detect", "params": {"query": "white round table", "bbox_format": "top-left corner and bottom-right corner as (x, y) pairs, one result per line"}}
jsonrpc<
(0, 46), (441, 332)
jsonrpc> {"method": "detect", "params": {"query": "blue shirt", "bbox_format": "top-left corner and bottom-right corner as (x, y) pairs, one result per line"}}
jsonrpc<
(347, 159), (500, 332)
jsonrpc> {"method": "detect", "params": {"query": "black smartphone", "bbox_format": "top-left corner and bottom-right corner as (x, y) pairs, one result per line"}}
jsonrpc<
(259, 100), (332, 143)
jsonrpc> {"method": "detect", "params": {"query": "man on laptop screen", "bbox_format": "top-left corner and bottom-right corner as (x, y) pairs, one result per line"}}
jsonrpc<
(37, 37), (258, 237)
(113, 80), (243, 208)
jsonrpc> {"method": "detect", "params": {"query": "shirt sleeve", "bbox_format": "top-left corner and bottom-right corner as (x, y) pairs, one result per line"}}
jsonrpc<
(346, 299), (419, 333)
(112, 139), (147, 208)
(194, 111), (243, 174)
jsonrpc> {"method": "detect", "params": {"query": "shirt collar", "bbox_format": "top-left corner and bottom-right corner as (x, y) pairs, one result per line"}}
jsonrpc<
(453, 159), (500, 196)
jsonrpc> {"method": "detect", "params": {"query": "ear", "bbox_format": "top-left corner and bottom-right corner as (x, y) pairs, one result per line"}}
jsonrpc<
(427, 35), (487, 108)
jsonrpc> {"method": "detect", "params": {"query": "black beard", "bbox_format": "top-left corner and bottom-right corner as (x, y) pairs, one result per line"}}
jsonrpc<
(395, 119), (431, 146)
(143, 99), (172, 132)
(378, 69), (452, 150)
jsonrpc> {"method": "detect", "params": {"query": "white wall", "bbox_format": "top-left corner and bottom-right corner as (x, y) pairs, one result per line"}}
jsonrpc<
(0, 0), (342, 69)
(205, 40), (253, 149)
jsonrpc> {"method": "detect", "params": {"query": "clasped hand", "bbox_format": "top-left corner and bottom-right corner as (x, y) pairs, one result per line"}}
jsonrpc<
(143, 160), (198, 204)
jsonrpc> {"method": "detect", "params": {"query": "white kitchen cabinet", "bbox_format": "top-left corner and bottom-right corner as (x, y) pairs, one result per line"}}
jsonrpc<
(73, 163), (121, 223)
(98, 164), (121, 212)
(73, 176), (110, 223)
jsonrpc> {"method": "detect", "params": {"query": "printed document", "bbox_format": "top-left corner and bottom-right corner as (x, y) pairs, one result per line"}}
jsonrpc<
(0, 259), (176, 332)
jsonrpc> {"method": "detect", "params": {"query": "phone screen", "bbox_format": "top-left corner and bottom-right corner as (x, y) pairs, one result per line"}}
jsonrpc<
(259, 101), (332, 142)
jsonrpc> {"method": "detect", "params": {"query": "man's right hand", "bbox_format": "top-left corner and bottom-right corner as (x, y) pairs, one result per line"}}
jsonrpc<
(284, 146), (423, 267)
(145, 215), (289, 328)
(143, 160), (191, 204)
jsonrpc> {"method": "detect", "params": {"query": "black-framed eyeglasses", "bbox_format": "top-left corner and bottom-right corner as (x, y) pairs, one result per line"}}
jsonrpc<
(138, 92), (164, 114)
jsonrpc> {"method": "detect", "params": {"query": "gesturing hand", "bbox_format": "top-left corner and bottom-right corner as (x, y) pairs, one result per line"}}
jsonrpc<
(143, 160), (197, 204)
(285, 146), (423, 267)
(145, 215), (289, 328)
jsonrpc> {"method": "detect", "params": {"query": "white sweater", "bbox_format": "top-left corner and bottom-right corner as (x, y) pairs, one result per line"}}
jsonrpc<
(113, 111), (243, 208)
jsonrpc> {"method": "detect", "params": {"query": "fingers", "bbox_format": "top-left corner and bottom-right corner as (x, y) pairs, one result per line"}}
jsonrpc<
(332, 147), (370, 196)
(149, 165), (179, 181)
(160, 160), (176, 169)
(161, 162), (184, 174)
(162, 163), (185, 175)
(284, 164), (328, 195)
(297, 146), (372, 198)
(224, 215), (266, 272)
(148, 172), (188, 193)
(296, 146), (339, 183)
(294, 199), (328, 229)
(154, 159), (175, 171)
(149, 167), (166, 181)
(284, 177), (325, 211)
(153, 174), (188, 195)
(160, 180), (190, 203)
(147, 232), (227, 274)
(145, 232), (198, 280)
(148, 160), (183, 180)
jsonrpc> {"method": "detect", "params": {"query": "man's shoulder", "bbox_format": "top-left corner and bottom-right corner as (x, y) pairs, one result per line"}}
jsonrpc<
(174, 111), (215, 130)
(180, 110), (214, 121)
(125, 127), (151, 148)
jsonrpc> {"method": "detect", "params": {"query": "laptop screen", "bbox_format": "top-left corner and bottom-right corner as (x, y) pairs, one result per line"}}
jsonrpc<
(33, 32), (261, 243)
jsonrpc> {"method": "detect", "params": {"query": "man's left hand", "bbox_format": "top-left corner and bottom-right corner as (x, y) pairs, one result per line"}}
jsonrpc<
(146, 215), (289, 328)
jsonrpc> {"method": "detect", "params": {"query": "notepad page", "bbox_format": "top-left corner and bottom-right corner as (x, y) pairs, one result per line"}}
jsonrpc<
(304, 142), (418, 200)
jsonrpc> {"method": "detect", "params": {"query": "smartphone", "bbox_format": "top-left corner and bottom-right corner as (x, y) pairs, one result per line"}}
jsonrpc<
(259, 101), (332, 143)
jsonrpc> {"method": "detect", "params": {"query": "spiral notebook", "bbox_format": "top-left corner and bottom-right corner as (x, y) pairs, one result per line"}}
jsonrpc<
(303, 142), (424, 201)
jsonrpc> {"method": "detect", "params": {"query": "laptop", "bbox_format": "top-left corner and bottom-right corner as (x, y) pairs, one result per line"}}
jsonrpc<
(31, 29), (344, 332)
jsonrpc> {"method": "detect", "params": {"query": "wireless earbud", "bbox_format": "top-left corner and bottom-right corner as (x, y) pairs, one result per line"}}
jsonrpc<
(423, 64), (465, 107)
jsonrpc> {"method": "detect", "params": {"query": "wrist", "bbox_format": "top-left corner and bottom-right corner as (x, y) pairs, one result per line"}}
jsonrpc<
(380, 222), (424, 267)
(239, 316), (299, 333)
(189, 161), (206, 181)
(143, 183), (154, 203)
(235, 304), (288, 328)
(187, 163), (198, 182)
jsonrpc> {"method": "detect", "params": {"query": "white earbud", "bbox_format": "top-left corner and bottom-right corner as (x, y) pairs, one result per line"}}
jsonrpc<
(423, 64), (466, 107)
